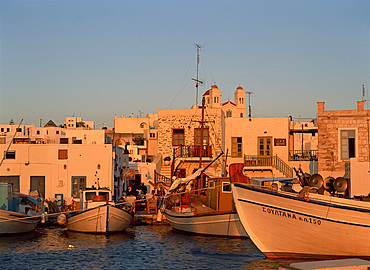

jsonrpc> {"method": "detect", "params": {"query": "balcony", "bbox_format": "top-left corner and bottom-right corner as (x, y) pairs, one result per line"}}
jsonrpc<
(289, 150), (318, 161)
(174, 145), (213, 159)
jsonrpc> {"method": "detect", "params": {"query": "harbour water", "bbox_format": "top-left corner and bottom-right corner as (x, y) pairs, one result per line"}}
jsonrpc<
(0, 224), (300, 269)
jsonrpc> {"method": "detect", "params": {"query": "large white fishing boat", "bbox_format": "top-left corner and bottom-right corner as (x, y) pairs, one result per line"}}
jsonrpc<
(230, 163), (370, 258)
(61, 187), (134, 234)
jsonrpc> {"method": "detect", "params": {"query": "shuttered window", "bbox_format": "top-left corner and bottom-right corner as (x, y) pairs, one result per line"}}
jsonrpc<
(71, 176), (86, 198)
(194, 128), (209, 146)
(58, 149), (68, 159)
(340, 130), (355, 160)
(258, 136), (272, 157)
(231, 137), (242, 157)
(173, 129), (184, 146)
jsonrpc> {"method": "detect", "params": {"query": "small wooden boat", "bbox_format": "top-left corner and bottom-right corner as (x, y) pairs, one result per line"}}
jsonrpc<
(230, 163), (370, 259)
(163, 165), (249, 237)
(63, 187), (134, 234)
(163, 208), (246, 237)
(0, 183), (45, 234)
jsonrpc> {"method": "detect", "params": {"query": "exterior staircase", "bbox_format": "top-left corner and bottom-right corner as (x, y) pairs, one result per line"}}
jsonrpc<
(159, 165), (172, 179)
(244, 155), (294, 178)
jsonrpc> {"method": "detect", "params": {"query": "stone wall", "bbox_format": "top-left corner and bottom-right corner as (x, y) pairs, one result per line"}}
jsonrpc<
(157, 108), (222, 160)
(317, 101), (370, 177)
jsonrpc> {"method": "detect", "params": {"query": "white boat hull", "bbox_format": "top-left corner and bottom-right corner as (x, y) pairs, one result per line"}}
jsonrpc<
(232, 183), (370, 258)
(67, 204), (133, 233)
(163, 209), (248, 237)
(0, 210), (40, 234)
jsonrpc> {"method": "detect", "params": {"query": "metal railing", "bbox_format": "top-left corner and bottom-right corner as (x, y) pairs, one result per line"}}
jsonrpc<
(288, 150), (318, 161)
(173, 145), (212, 158)
(244, 155), (293, 178)
(154, 170), (172, 186)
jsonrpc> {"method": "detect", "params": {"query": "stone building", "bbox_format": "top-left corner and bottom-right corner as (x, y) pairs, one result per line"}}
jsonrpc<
(317, 101), (370, 196)
(157, 84), (246, 178)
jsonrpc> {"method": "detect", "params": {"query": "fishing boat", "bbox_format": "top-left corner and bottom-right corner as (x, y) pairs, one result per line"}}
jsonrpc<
(60, 187), (134, 234)
(230, 162), (370, 259)
(0, 182), (45, 234)
(163, 163), (249, 237)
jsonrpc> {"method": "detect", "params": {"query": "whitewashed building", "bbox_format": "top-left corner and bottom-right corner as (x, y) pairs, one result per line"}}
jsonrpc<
(0, 118), (126, 206)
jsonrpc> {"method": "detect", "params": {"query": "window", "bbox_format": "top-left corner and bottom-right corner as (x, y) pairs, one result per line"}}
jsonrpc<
(231, 137), (242, 157)
(0, 176), (19, 192)
(5, 150), (15, 159)
(226, 110), (232, 117)
(71, 176), (86, 198)
(150, 132), (156, 138)
(55, 194), (63, 209)
(37, 130), (40, 135)
(140, 122), (147, 128)
(86, 192), (96, 201)
(30, 176), (45, 199)
(7, 128), (10, 132)
(240, 113), (243, 118)
(1, 128), (3, 132)
(239, 98), (244, 104)
(194, 128), (209, 146)
(222, 182), (231, 193)
(258, 136), (272, 156)
(60, 138), (69, 144)
(340, 130), (355, 160)
(172, 129), (184, 146)
(56, 131), (59, 135)
(16, 128), (22, 132)
(58, 149), (68, 159)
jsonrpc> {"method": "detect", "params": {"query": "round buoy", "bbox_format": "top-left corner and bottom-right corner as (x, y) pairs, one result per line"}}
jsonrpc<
(57, 213), (67, 225)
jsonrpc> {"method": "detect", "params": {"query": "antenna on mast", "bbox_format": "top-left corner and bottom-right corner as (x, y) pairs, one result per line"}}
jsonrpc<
(192, 44), (203, 106)
(363, 85), (366, 102)
(247, 91), (254, 121)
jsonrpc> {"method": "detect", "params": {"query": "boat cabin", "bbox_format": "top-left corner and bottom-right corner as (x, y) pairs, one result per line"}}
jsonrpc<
(79, 188), (112, 211)
(206, 177), (234, 212)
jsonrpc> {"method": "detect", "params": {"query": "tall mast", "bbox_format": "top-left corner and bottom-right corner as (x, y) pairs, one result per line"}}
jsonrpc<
(199, 97), (205, 168)
(192, 44), (203, 106)
(247, 91), (253, 121)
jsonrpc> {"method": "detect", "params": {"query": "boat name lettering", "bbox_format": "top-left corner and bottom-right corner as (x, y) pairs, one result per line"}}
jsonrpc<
(262, 207), (321, 225)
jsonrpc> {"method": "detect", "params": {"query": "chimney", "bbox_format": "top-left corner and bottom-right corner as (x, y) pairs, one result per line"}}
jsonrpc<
(357, 101), (364, 111)
(317, 102), (325, 115)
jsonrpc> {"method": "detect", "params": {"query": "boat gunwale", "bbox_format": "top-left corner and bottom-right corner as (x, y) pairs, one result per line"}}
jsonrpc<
(233, 182), (370, 213)
(67, 204), (134, 219)
(164, 209), (237, 218)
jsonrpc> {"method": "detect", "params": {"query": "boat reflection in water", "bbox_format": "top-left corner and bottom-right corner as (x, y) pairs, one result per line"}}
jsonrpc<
(0, 224), (282, 269)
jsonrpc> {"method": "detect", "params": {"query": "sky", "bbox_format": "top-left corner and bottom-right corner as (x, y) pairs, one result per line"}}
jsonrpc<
(0, 0), (369, 127)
